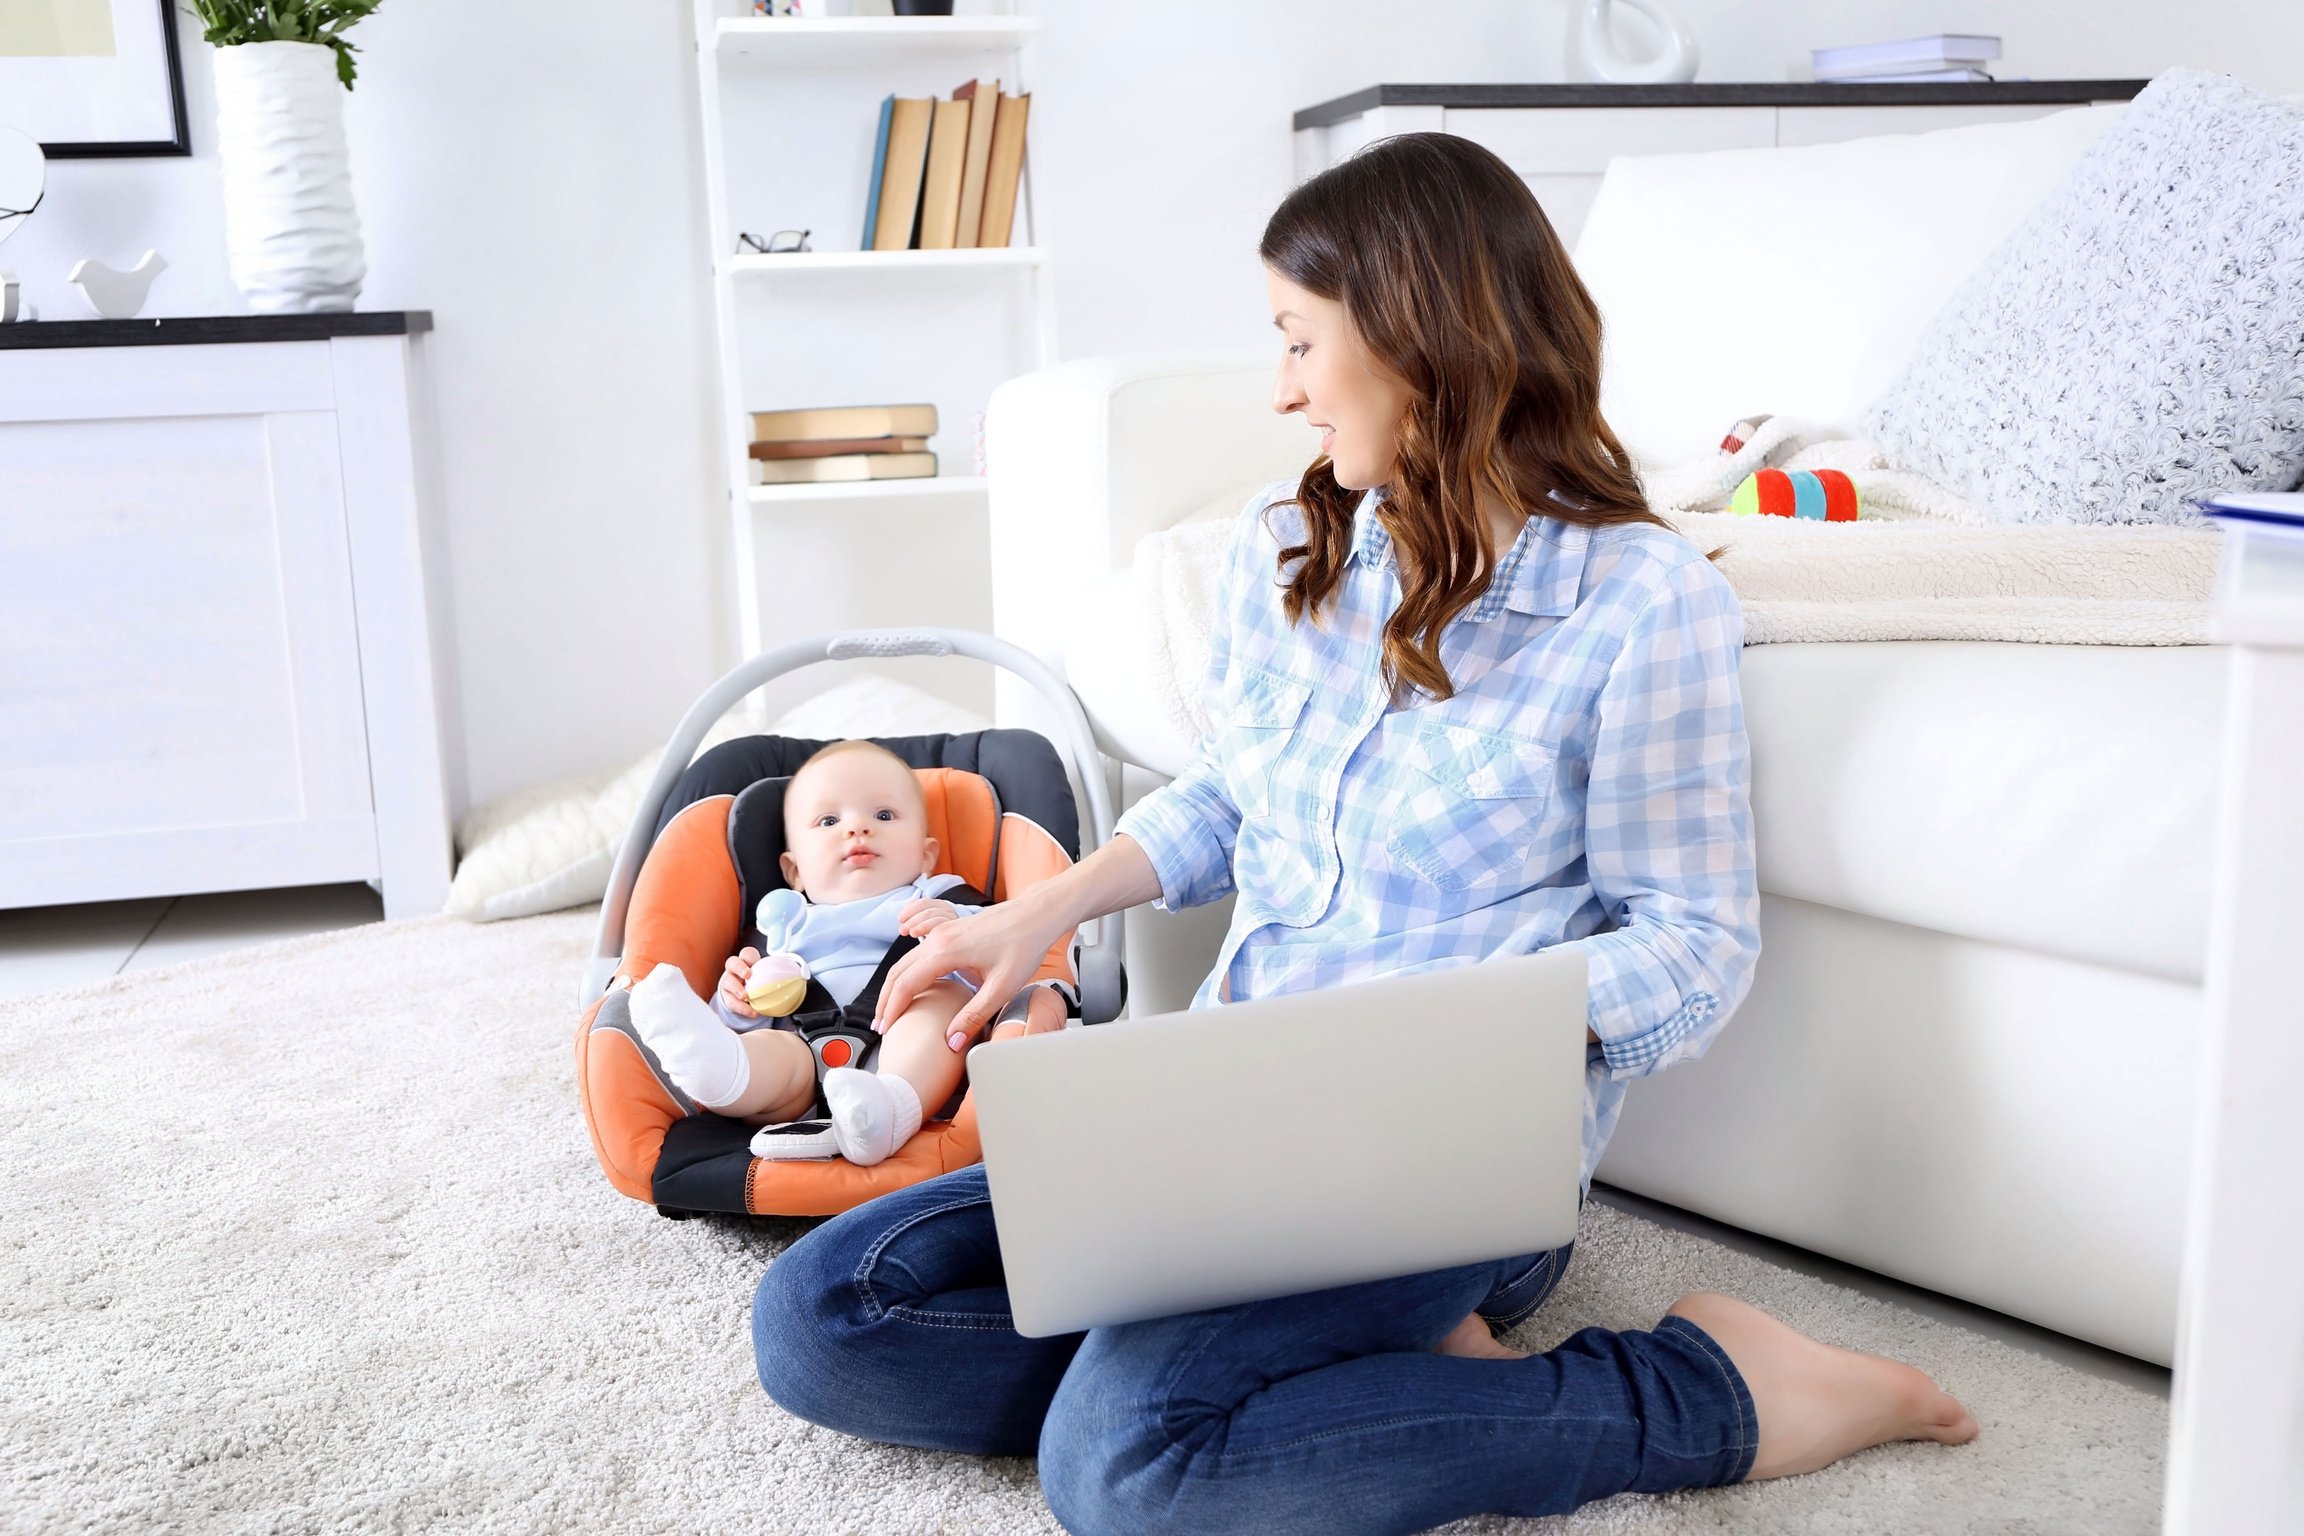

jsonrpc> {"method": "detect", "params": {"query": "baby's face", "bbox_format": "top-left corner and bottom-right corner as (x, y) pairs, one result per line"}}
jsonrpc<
(779, 751), (939, 904)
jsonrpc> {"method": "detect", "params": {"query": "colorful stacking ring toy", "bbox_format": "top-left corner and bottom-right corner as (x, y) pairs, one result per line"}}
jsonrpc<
(1728, 467), (1860, 521)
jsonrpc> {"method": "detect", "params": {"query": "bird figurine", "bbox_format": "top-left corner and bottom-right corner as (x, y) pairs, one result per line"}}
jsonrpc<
(68, 250), (167, 320)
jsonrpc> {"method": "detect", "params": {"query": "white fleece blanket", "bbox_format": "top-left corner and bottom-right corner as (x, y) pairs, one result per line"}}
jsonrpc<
(1136, 421), (2224, 746)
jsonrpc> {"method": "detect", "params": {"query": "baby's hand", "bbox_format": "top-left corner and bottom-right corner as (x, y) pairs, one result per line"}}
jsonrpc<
(897, 898), (961, 937)
(719, 947), (761, 1019)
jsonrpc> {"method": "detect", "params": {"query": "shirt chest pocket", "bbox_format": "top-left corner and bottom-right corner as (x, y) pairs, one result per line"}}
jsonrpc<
(1386, 718), (1557, 893)
(1217, 666), (1313, 820)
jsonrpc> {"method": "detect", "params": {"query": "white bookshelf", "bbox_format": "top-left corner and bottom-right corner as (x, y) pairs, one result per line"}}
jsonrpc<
(691, 0), (1053, 721)
(745, 473), (989, 506)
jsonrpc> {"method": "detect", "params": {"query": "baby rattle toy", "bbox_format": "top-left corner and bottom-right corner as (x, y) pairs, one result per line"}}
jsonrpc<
(1728, 467), (1861, 521)
(744, 951), (811, 1016)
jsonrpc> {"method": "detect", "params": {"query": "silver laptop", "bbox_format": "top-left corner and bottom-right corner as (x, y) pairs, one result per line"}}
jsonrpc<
(968, 949), (1589, 1337)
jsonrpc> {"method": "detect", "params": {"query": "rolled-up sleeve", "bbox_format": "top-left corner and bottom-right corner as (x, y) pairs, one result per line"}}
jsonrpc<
(1557, 553), (1761, 1081)
(1111, 498), (1270, 913)
(1114, 752), (1239, 912)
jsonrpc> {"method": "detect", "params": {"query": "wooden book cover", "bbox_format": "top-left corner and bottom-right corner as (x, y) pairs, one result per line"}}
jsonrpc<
(749, 435), (930, 460)
(751, 404), (938, 442)
(871, 97), (935, 252)
(917, 97), (972, 250)
(951, 78), (999, 248)
(978, 91), (1031, 248)
(750, 452), (938, 485)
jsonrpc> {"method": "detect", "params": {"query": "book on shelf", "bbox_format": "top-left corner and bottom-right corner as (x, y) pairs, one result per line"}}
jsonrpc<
(977, 87), (1030, 248)
(1812, 33), (2000, 78)
(751, 403), (939, 441)
(869, 95), (936, 251)
(750, 434), (930, 461)
(750, 452), (939, 485)
(858, 95), (891, 251)
(1823, 67), (1996, 83)
(952, 78), (999, 248)
(917, 96), (972, 249)
(861, 84), (1029, 252)
(2197, 490), (2304, 542)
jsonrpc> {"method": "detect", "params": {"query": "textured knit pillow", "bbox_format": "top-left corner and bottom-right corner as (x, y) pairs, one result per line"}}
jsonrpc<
(1862, 69), (2304, 526)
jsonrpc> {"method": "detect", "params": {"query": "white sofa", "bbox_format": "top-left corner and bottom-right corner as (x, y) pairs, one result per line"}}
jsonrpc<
(983, 104), (2224, 1367)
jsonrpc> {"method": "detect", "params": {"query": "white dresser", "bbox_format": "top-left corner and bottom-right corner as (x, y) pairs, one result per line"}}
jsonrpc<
(0, 313), (455, 919)
(1293, 80), (2148, 249)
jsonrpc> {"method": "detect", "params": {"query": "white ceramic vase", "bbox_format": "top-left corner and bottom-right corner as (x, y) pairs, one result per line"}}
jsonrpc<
(1567, 0), (1699, 85)
(213, 40), (365, 313)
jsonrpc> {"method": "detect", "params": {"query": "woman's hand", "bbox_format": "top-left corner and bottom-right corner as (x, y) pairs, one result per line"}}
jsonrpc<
(719, 947), (761, 1020)
(875, 896), (1070, 1052)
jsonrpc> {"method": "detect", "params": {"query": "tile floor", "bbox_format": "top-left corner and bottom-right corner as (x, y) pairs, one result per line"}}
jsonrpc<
(0, 884), (386, 998)
(0, 886), (2171, 1401)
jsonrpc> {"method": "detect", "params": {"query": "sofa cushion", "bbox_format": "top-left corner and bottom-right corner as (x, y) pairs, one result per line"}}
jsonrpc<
(1741, 640), (2222, 984)
(1863, 70), (2304, 527)
(1571, 102), (2127, 466)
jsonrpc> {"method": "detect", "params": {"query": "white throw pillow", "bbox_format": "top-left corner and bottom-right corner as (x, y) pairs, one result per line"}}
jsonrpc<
(1863, 69), (2304, 526)
(445, 675), (992, 922)
(1572, 101), (2127, 466)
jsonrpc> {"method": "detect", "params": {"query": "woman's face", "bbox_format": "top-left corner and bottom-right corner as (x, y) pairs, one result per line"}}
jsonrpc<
(1267, 266), (1414, 491)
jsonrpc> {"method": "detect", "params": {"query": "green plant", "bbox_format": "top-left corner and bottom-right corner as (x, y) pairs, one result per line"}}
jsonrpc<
(185, 0), (383, 89)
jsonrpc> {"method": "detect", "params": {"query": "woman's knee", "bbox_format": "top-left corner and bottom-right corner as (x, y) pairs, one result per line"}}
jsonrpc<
(751, 1228), (856, 1421)
(1039, 1383), (1169, 1536)
(1039, 1341), (1255, 1536)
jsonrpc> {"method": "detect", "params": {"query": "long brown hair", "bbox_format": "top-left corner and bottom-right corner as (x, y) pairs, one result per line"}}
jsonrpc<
(1259, 131), (1710, 702)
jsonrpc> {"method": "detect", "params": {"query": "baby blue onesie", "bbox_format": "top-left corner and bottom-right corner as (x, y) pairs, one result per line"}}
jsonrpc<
(713, 874), (980, 1029)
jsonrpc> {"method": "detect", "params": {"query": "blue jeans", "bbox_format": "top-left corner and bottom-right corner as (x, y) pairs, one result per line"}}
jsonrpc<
(753, 1166), (1756, 1535)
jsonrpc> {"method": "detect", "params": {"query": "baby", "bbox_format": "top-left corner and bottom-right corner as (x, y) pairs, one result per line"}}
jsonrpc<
(626, 739), (985, 1167)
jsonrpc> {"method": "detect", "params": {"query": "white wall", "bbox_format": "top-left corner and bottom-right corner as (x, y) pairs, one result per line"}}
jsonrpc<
(1031, 0), (2304, 359)
(6, 0), (2298, 825)
(4, 0), (723, 818)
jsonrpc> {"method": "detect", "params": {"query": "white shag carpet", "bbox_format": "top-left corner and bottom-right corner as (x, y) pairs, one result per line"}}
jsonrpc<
(0, 911), (2167, 1534)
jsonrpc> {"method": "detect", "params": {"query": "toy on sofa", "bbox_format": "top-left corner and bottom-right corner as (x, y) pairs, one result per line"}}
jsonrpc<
(1729, 467), (1862, 521)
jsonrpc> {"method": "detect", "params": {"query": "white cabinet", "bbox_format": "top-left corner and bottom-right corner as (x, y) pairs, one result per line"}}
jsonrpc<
(0, 315), (453, 918)
(1293, 81), (2149, 251)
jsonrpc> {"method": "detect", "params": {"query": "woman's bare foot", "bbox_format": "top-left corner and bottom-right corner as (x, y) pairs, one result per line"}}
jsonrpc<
(1433, 1312), (1530, 1361)
(1665, 1292), (1979, 1480)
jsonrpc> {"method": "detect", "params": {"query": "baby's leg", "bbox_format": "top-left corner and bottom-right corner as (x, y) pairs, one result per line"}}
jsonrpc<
(627, 963), (817, 1123)
(821, 980), (973, 1167)
(874, 979), (974, 1121)
(722, 1031), (820, 1123)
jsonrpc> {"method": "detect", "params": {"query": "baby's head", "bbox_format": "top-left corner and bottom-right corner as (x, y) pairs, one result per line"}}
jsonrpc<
(778, 740), (940, 904)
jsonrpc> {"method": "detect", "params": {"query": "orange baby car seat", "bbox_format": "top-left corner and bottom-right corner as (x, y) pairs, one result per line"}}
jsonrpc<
(575, 629), (1124, 1219)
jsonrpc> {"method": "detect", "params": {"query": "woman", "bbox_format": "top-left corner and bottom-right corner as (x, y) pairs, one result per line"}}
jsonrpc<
(752, 133), (1977, 1534)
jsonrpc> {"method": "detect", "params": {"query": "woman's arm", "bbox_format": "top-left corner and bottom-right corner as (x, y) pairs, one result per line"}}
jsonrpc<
(873, 832), (1164, 1043)
(1552, 553), (1761, 1078)
(877, 492), (1282, 1046)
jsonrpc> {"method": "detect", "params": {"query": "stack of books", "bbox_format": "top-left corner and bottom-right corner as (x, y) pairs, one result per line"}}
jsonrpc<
(1811, 34), (2001, 84)
(748, 403), (939, 486)
(860, 78), (1031, 252)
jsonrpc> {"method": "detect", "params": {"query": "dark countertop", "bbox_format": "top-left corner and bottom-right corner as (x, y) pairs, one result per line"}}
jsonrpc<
(1294, 80), (2150, 130)
(0, 311), (433, 350)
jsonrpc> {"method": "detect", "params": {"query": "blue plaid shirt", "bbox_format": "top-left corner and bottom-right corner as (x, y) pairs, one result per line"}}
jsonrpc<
(1113, 481), (1761, 1190)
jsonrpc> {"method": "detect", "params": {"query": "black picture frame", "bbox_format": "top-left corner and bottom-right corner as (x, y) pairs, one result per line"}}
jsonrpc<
(19, 0), (193, 159)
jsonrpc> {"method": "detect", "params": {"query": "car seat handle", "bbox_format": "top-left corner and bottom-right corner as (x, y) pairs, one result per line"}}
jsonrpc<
(825, 631), (954, 660)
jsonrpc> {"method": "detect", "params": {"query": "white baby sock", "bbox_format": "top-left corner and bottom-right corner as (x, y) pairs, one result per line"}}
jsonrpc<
(822, 1067), (922, 1167)
(628, 962), (751, 1109)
